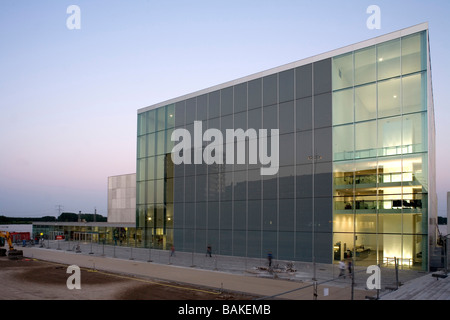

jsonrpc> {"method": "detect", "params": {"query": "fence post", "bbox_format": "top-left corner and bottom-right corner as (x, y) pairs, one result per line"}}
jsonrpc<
(395, 257), (399, 289)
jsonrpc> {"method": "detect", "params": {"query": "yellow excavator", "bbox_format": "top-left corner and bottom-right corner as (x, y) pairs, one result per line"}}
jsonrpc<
(0, 231), (23, 259)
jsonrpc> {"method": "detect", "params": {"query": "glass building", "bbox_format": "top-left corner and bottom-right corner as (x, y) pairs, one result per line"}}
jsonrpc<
(136, 23), (436, 270)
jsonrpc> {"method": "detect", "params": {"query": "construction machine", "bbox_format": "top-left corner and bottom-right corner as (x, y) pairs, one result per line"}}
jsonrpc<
(0, 231), (23, 259)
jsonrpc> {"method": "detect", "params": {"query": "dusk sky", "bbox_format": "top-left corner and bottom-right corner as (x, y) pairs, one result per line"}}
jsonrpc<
(1, 0), (449, 218)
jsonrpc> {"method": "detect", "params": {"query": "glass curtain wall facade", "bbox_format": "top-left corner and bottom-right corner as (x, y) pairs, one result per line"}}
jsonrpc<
(137, 61), (333, 263)
(332, 31), (429, 270)
(137, 25), (434, 270)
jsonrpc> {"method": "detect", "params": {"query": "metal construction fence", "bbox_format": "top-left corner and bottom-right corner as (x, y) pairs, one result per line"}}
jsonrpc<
(24, 238), (433, 300)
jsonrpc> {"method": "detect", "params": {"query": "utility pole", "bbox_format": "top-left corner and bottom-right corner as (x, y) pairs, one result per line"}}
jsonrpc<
(55, 204), (64, 218)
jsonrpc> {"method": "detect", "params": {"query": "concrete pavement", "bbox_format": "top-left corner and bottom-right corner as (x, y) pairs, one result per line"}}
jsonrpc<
(19, 241), (443, 300)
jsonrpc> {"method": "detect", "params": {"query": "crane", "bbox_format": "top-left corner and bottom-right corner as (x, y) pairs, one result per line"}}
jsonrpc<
(0, 231), (23, 259)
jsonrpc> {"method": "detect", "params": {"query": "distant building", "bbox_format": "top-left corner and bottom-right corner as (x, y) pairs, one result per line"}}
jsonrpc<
(107, 173), (136, 223)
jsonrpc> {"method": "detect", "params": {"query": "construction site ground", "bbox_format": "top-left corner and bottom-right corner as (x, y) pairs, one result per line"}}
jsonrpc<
(0, 256), (258, 300)
(0, 242), (448, 301)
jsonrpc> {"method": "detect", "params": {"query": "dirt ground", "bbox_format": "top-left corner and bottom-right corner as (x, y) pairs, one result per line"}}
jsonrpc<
(0, 256), (260, 300)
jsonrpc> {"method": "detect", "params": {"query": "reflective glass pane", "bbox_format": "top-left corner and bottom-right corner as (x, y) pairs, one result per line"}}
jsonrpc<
(279, 101), (294, 134)
(402, 72), (427, 114)
(234, 82), (247, 113)
(355, 46), (376, 86)
(221, 86), (233, 116)
(377, 38), (401, 80)
(166, 104), (175, 128)
(263, 74), (277, 106)
(378, 117), (402, 156)
(146, 156), (155, 180)
(147, 109), (156, 133)
(333, 124), (354, 161)
(332, 52), (353, 90)
(296, 97), (312, 131)
(378, 77), (401, 118)
(355, 83), (376, 122)
(279, 69), (294, 103)
(403, 112), (427, 154)
(314, 59), (332, 95)
(138, 113), (146, 135)
(332, 88), (353, 125)
(402, 31), (427, 75)
(355, 120), (377, 159)
(208, 90), (220, 119)
(175, 101), (185, 127)
(197, 95), (208, 121)
(248, 78), (262, 110)
(156, 130), (165, 155)
(156, 106), (166, 131)
(185, 98), (196, 124)
(314, 92), (332, 128)
(296, 64), (312, 99)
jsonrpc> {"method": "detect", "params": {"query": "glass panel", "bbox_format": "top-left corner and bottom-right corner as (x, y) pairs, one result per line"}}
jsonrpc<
(296, 64), (312, 99)
(355, 83), (376, 122)
(402, 72), (427, 114)
(248, 78), (262, 110)
(137, 135), (146, 158)
(296, 164), (312, 198)
(332, 88), (353, 125)
(175, 101), (185, 127)
(402, 31), (427, 75)
(377, 38), (401, 80)
(234, 82), (247, 113)
(314, 92), (332, 128)
(353, 232), (377, 265)
(146, 180), (155, 203)
(333, 124), (354, 161)
(234, 110), (247, 131)
(378, 117), (402, 156)
(279, 166), (295, 198)
(138, 112), (146, 135)
(279, 69), (294, 103)
(166, 104), (175, 129)
(137, 181), (146, 204)
(333, 161), (354, 190)
(208, 90), (220, 119)
(355, 120), (377, 159)
(296, 130), (312, 165)
(314, 127), (332, 162)
(197, 94), (208, 121)
(403, 153), (427, 191)
(165, 129), (174, 156)
(378, 77), (401, 118)
(403, 112), (427, 154)
(279, 133), (295, 167)
(296, 97), (312, 131)
(147, 110), (156, 133)
(156, 130), (165, 155)
(156, 106), (166, 131)
(263, 104), (278, 130)
(355, 46), (376, 86)
(185, 98), (196, 125)
(332, 52), (353, 90)
(247, 108), (261, 132)
(354, 158), (377, 187)
(314, 59), (332, 95)
(263, 74), (277, 106)
(221, 86), (233, 116)
(146, 156), (155, 180)
(155, 155), (165, 180)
